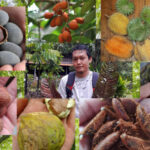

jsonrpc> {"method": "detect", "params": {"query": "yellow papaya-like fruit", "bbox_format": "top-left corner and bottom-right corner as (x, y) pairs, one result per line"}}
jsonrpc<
(108, 12), (129, 35)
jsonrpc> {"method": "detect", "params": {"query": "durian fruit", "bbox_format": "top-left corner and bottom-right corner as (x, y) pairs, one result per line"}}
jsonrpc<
(93, 62), (119, 98)
(105, 35), (133, 58)
(116, 0), (134, 15)
(134, 39), (150, 61)
(108, 12), (129, 35)
(127, 18), (147, 41)
(140, 6), (150, 25)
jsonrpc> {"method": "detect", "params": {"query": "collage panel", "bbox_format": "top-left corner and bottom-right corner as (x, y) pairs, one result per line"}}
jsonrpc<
(0, 6), (26, 71)
(79, 97), (150, 150)
(101, 0), (150, 61)
(27, 0), (96, 44)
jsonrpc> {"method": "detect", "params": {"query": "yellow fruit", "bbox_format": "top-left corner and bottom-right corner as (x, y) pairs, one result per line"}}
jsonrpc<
(108, 12), (129, 35)
(135, 39), (150, 61)
(105, 35), (133, 58)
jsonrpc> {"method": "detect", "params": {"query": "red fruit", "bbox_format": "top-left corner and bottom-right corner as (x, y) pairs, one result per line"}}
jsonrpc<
(59, 33), (64, 43)
(63, 12), (69, 22)
(62, 30), (72, 42)
(44, 12), (54, 19)
(50, 17), (56, 27)
(55, 16), (63, 26)
(53, 3), (61, 12)
(59, 1), (68, 9)
(68, 19), (79, 30)
(62, 27), (70, 33)
(75, 17), (84, 24)
(56, 10), (63, 15)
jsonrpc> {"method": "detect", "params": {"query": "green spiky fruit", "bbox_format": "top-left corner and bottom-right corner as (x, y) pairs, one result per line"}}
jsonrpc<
(140, 7), (150, 24)
(116, 0), (134, 15)
(18, 112), (65, 150)
(127, 18), (147, 41)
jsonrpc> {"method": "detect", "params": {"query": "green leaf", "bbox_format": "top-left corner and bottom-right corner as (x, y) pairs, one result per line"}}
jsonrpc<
(85, 9), (96, 24)
(81, 0), (95, 15)
(43, 34), (58, 42)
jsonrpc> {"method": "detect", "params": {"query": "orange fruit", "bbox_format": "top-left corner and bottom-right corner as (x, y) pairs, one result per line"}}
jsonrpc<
(53, 3), (61, 12)
(55, 16), (63, 26)
(62, 30), (71, 41)
(44, 12), (54, 19)
(62, 27), (70, 33)
(66, 35), (72, 42)
(50, 17), (56, 27)
(63, 12), (69, 22)
(59, 1), (68, 9)
(68, 19), (79, 30)
(56, 10), (63, 15)
(58, 33), (64, 43)
(75, 17), (84, 24)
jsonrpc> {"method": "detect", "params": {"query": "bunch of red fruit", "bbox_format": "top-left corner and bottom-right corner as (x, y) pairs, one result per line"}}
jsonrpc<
(44, 0), (84, 43)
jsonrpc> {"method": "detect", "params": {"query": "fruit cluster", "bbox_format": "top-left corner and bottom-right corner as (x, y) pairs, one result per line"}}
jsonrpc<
(0, 9), (23, 67)
(44, 0), (84, 43)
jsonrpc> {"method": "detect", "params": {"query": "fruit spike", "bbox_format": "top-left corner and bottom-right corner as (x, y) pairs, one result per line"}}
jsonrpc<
(140, 6), (150, 25)
(116, 0), (134, 15)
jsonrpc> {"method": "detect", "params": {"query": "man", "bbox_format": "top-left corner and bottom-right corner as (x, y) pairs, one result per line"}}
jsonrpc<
(58, 44), (99, 117)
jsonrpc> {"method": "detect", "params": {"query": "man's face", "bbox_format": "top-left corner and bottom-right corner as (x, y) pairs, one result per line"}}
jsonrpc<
(72, 50), (92, 74)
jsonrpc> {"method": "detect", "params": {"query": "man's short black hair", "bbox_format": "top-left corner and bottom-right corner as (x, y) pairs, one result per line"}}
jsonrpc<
(72, 44), (91, 58)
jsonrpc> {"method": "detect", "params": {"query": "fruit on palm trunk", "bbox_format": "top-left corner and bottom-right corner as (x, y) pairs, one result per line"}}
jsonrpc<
(18, 112), (65, 150)
(108, 12), (129, 35)
(105, 35), (133, 58)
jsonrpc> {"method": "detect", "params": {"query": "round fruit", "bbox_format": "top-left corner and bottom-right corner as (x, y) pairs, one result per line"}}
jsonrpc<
(58, 33), (64, 43)
(0, 10), (9, 26)
(56, 10), (63, 15)
(68, 19), (79, 30)
(62, 27), (70, 33)
(0, 51), (20, 66)
(4, 22), (23, 45)
(18, 112), (65, 150)
(0, 42), (23, 58)
(44, 12), (54, 19)
(63, 12), (69, 22)
(62, 30), (71, 41)
(75, 17), (84, 24)
(50, 17), (57, 27)
(53, 3), (61, 12)
(55, 16), (63, 26)
(59, 1), (68, 9)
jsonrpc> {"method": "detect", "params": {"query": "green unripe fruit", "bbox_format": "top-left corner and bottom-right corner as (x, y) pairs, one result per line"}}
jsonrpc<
(0, 10), (9, 26)
(0, 42), (23, 58)
(0, 51), (20, 66)
(4, 22), (23, 45)
(18, 112), (65, 150)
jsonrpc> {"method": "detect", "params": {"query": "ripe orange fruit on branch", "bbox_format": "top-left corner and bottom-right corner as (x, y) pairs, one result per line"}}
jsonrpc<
(58, 33), (64, 43)
(44, 12), (54, 19)
(59, 1), (68, 9)
(55, 16), (63, 26)
(50, 17), (56, 27)
(53, 3), (61, 12)
(62, 30), (71, 41)
(63, 12), (69, 22)
(75, 17), (84, 24)
(62, 27), (70, 33)
(68, 19), (79, 30)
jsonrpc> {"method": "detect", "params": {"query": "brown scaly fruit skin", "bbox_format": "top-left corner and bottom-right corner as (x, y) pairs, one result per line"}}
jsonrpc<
(50, 17), (57, 27)
(18, 112), (65, 150)
(44, 12), (54, 19)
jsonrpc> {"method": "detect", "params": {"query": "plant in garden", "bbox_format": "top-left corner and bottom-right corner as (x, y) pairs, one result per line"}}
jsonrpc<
(43, 1), (84, 43)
